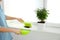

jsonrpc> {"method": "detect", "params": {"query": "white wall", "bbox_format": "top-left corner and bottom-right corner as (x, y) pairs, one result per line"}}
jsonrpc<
(3, 0), (60, 23)
(47, 0), (60, 23)
(3, 0), (44, 22)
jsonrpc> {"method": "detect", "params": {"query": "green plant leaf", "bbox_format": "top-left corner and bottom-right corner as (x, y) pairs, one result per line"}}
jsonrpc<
(36, 8), (49, 20)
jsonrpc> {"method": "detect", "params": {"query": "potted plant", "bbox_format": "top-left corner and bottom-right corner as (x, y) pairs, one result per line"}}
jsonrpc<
(36, 8), (49, 23)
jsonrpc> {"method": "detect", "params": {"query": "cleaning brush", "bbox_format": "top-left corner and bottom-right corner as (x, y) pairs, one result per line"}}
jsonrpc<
(24, 22), (32, 28)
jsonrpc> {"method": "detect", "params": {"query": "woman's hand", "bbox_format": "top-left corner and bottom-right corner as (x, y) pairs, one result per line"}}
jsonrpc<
(6, 15), (24, 23)
(16, 18), (24, 23)
(14, 29), (20, 34)
(12, 29), (20, 35)
(0, 28), (20, 35)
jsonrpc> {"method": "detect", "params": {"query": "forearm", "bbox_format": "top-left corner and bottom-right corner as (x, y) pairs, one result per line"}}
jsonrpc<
(6, 15), (24, 23)
(0, 27), (19, 33)
(6, 16), (17, 20)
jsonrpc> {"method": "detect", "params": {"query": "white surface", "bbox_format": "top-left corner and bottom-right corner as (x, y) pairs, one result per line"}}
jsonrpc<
(43, 22), (60, 34)
(11, 31), (60, 40)
(11, 22), (60, 40)
(30, 22), (60, 34)
(45, 22), (60, 28)
(43, 27), (60, 34)
(6, 20), (38, 31)
(7, 20), (60, 40)
(6, 20), (60, 34)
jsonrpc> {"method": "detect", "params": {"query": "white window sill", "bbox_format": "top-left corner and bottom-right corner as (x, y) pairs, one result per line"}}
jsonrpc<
(36, 22), (60, 34)
(6, 20), (60, 34)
